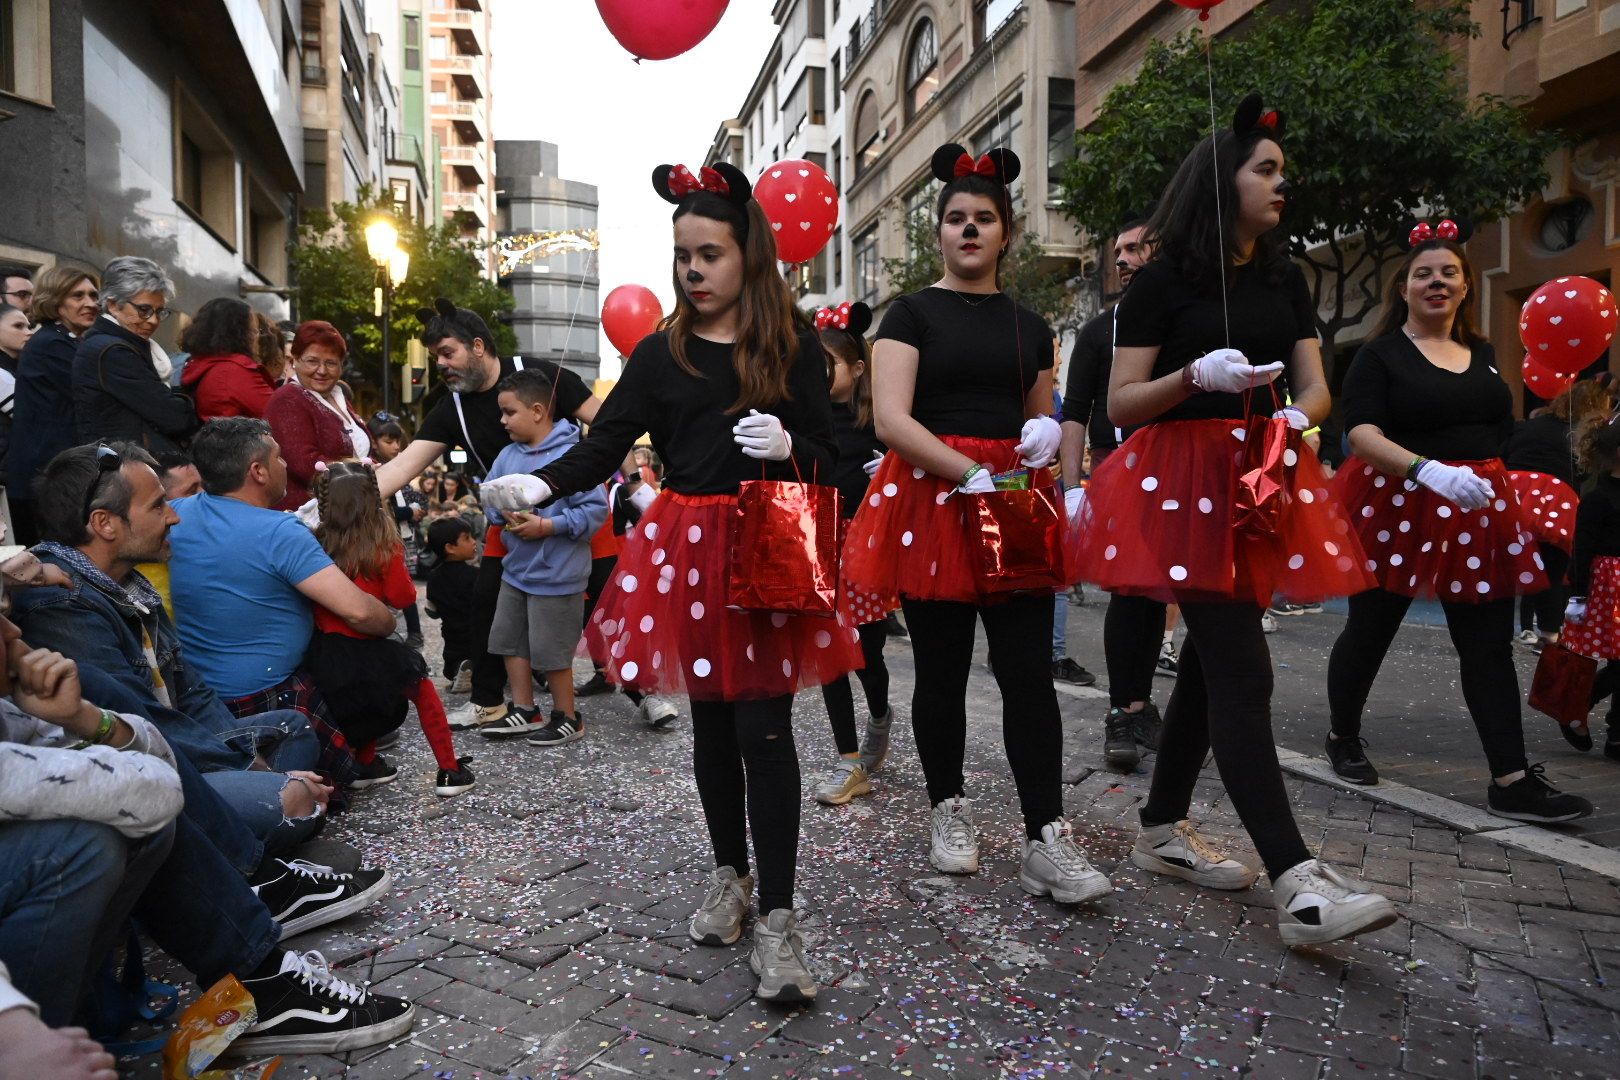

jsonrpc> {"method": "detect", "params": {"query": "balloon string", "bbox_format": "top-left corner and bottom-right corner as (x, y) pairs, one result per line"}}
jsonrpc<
(1204, 36), (1230, 350)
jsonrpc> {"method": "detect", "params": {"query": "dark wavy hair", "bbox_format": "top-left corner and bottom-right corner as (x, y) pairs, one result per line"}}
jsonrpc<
(181, 297), (256, 357)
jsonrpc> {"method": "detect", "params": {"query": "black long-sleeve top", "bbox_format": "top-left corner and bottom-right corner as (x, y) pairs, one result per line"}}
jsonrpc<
(1340, 332), (1512, 461)
(1569, 474), (1620, 593)
(540, 327), (836, 499)
(828, 400), (884, 518)
(1061, 308), (1117, 449)
(1503, 413), (1579, 486)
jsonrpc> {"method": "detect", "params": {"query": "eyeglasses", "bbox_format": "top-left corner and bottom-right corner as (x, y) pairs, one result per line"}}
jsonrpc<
(123, 301), (172, 323)
(81, 445), (122, 525)
(296, 355), (342, 371)
(1, 287), (33, 304)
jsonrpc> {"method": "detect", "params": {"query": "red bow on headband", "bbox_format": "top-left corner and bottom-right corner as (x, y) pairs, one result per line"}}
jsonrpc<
(667, 164), (731, 199)
(815, 302), (853, 330)
(953, 152), (998, 179)
(1408, 218), (1459, 247)
(1258, 110), (1280, 131)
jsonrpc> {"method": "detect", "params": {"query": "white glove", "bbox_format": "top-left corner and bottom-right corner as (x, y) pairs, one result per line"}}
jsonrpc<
(1272, 406), (1310, 431)
(481, 474), (552, 512)
(627, 482), (657, 513)
(1566, 597), (1588, 623)
(862, 450), (884, 478)
(1015, 416), (1062, 468)
(732, 409), (793, 461)
(954, 467), (997, 497)
(294, 498), (321, 529)
(1064, 486), (1086, 522)
(1414, 460), (1493, 511)
(1188, 348), (1285, 395)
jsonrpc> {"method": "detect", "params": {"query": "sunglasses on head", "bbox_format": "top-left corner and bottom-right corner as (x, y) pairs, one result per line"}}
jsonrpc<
(81, 444), (122, 524)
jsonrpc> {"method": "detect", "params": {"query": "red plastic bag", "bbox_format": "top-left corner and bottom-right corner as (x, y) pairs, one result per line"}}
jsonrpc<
(1232, 415), (1298, 536)
(728, 479), (842, 616)
(969, 482), (1067, 594)
(1528, 642), (1598, 730)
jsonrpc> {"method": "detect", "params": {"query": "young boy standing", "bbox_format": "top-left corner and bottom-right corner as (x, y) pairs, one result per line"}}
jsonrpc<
(479, 369), (608, 746)
(425, 517), (479, 704)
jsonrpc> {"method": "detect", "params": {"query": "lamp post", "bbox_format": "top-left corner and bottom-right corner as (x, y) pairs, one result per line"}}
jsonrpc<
(364, 218), (410, 417)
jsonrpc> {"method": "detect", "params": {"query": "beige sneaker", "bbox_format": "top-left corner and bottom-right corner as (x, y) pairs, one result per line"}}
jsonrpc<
(750, 908), (817, 1002)
(689, 866), (753, 946)
(812, 759), (872, 806)
(1131, 819), (1258, 890)
(447, 701), (506, 731)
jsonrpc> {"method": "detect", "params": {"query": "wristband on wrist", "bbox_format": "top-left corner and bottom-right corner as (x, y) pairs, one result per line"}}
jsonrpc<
(91, 709), (117, 745)
(961, 464), (985, 487)
(1181, 362), (1199, 395)
(1405, 456), (1427, 484)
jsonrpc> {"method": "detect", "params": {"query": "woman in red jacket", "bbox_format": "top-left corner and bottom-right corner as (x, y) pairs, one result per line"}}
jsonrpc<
(265, 320), (371, 510)
(180, 298), (280, 420)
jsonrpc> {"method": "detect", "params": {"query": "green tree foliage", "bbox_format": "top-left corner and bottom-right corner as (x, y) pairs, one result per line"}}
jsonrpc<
(289, 189), (516, 381)
(1055, 0), (1559, 365)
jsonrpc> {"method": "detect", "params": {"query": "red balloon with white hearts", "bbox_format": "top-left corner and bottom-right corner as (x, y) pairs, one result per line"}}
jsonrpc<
(1519, 276), (1616, 376)
(753, 158), (839, 264)
(1521, 352), (1575, 400)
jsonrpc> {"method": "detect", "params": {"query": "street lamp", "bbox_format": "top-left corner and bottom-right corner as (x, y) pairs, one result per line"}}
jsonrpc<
(365, 217), (409, 417)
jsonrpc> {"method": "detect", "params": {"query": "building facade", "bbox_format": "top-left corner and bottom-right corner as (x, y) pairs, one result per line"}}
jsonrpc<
(495, 140), (602, 382)
(428, 0), (495, 258)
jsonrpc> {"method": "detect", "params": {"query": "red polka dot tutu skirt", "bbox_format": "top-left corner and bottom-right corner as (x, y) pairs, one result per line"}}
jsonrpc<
(1505, 471), (1579, 554)
(842, 435), (1061, 605)
(1069, 419), (1375, 605)
(1560, 556), (1620, 658)
(588, 490), (864, 701)
(1331, 456), (1547, 602)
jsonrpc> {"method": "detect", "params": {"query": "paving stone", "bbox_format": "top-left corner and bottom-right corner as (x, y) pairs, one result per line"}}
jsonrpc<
(1261, 1016), (1402, 1067)
(337, 1042), (461, 1078)
(372, 963), (454, 1001)
(505, 950), (611, 1003)
(596, 963), (759, 1019)
(424, 951), (534, 991)
(504, 984), (621, 1039)
(411, 1017), (530, 1070)
(592, 1036), (728, 1078)
(522, 1017), (625, 1074)
(595, 994), (781, 1059)
(1402, 1016), (1479, 1080)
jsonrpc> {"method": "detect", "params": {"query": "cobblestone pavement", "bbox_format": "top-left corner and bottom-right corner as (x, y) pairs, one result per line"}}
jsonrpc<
(128, 593), (1620, 1078)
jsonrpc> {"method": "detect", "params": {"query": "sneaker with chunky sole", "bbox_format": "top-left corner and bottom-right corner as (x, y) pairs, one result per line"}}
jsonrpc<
(813, 759), (872, 806)
(479, 704), (546, 739)
(1272, 859), (1399, 948)
(858, 710), (892, 774)
(349, 757), (398, 790)
(690, 866), (753, 946)
(1326, 734), (1379, 785)
(750, 908), (818, 1003)
(1155, 640), (1178, 678)
(637, 694), (680, 728)
(1486, 764), (1594, 823)
(929, 797), (980, 874)
(234, 949), (414, 1055)
(1132, 820), (1257, 890)
(449, 663), (473, 695)
(434, 756), (476, 797)
(1261, 612), (1279, 634)
(1104, 708), (1140, 772)
(1020, 820), (1112, 904)
(1132, 702), (1163, 751)
(525, 709), (584, 746)
(447, 701), (506, 731)
(251, 859), (392, 939)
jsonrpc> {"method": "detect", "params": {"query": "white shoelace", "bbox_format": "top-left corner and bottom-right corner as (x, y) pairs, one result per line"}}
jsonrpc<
(1040, 826), (1097, 875)
(936, 806), (976, 851)
(286, 949), (369, 1004)
(1294, 860), (1363, 902)
(700, 873), (742, 914)
(280, 858), (353, 883)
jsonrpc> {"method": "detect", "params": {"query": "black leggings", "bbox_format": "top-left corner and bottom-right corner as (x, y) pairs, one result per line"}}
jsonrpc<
(690, 695), (799, 914)
(470, 551), (506, 707)
(1328, 588), (1528, 778)
(1104, 593), (1166, 709)
(1519, 543), (1570, 635)
(820, 621), (891, 754)
(1141, 601), (1311, 881)
(903, 593), (1062, 840)
(581, 555), (642, 704)
(403, 603), (422, 637)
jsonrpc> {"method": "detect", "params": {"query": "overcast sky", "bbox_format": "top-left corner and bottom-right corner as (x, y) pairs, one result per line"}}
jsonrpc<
(489, 3), (778, 377)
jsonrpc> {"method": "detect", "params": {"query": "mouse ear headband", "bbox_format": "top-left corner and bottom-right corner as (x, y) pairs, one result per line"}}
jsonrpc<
(1406, 216), (1474, 248)
(651, 162), (753, 206)
(814, 301), (873, 337)
(930, 143), (1021, 186)
(1231, 92), (1285, 141)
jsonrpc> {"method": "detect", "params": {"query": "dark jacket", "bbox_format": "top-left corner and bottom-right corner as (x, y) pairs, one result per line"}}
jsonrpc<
(181, 351), (276, 421)
(72, 316), (199, 450)
(1503, 413), (1579, 486)
(264, 380), (364, 510)
(6, 321), (80, 498)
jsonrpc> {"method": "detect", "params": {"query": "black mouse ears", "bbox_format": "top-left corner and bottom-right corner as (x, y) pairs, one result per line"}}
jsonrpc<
(930, 143), (1021, 186)
(1232, 92), (1285, 141)
(415, 296), (458, 326)
(651, 162), (753, 206)
(1405, 215), (1475, 248)
(814, 300), (873, 337)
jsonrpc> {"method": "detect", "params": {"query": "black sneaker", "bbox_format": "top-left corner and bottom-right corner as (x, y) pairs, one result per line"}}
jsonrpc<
(250, 858), (392, 939)
(235, 949), (414, 1055)
(884, 612), (908, 639)
(435, 756), (477, 797)
(403, 633), (425, 649)
(575, 670), (612, 697)
(1560, 719), (1594, 752)
(1267, 601), (1322, 616)
(349, 757), (398, 790)
(1486, 764), (1594, 823)
(526, 709), (585, 746)
(1052, 658), (1098, 686)
(1104, 708), (1139, 771)
(1131, 702), (1163, 751)
(1326, 734), (1379, 785)
(479, 704), (546, 739)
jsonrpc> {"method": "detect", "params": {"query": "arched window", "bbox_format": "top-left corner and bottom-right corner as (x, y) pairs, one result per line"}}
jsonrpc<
(905, 18), (939, 120)
(854, 90), (881, 178)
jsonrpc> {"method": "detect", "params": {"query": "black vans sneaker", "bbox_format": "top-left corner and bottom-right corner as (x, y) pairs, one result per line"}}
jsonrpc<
(251, 858), (392, 939)
(478, 704), (546, 739)
(434, 756), (477, 797)
(235, 949), (414, 1055)
(1326, 734), (1379, 786)
(526, 709), (584, 746)
(1486, 765), (1594, 823)
(1104, 708), (1139, 772)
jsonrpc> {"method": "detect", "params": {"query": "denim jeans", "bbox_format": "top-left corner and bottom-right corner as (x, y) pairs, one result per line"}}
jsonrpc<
(205, 709), (324, 853)
(0, 820), (173, 1026)
(1052, 594), (1067, 663)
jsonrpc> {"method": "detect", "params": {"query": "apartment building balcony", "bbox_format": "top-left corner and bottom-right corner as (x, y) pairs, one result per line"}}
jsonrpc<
(455, 0), (483, 10)
(441, 52), (487, 100)
(436, 96), (488, 143)
(386, 133), (429, 189)
(443, 188), (489, 227)
(441, 142), (490, 186)
(846, 0), (898, 71)
(439, 6), (487, 55)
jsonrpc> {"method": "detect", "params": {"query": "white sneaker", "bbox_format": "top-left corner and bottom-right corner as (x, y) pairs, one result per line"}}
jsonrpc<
(929, 797), (980, 874)
(812, 759), (872, 806)
(749, 908), (818, 1003)
(1513, 629), (1539, 649)
(689, 866), (753, 946)
(450, 662), (472, 695)
(637, 694), (680, 728)
(1272, 859), (1399, 948)
(1260, 612), (1279, 635)
(1131, 820), (1257, 890)
(447, 701), (505, 731)
(1019, 819), (1112, 904)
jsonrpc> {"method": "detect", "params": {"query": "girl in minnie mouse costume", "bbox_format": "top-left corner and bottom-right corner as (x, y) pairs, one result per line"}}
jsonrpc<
(1326, 221), (1593, 823)
(1073, 95), (1398, 947)
(480, 160), (860, 1003)
(842, 144), (1112, 905)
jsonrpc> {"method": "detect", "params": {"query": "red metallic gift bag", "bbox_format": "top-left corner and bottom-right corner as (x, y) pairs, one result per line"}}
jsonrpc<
(969, 481), (1067, 594)
(1232, 415), (1299, 536)
(727, 473), (843, 617)
(1528, 642), (1598, 731)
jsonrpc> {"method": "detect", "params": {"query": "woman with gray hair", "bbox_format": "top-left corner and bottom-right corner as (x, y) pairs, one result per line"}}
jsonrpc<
(71, 256), (197, 451)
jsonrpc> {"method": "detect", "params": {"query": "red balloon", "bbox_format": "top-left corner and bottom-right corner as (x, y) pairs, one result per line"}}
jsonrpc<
(1170, 0), (1227, 20)
(1522, 352), (1575, 400)
(1519, 275), (1617, 376)
(595, 0), (729, 62)
(753, 158), (840, 264)
(601, 284), (662, 357)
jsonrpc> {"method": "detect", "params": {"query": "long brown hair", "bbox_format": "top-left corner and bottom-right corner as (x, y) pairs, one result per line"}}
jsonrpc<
(822, 328), (873, 429)
(663, 195), (801, 414)
(1372, 239), (1484, 346)
(312, 460), (398, 579)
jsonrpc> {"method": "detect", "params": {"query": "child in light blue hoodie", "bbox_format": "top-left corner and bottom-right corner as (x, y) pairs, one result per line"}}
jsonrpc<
(479, 368), (608, 746)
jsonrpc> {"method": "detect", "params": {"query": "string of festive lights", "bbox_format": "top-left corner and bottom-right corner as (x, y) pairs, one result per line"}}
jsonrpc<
(494, 229), (601, 275)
